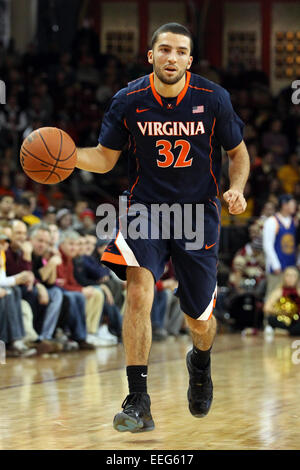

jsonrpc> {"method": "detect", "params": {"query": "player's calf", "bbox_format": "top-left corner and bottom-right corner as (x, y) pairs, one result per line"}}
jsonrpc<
(185, 316), (211, 336)
(186, 350), (213, 417)
(184, 315), (216, 418)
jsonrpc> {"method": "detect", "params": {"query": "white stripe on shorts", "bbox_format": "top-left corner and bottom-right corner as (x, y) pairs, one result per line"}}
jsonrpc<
(196, 284), (217, 321)
(115, 230), (140, 267)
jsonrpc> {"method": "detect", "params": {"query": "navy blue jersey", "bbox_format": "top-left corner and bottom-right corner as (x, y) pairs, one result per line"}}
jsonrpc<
(99, 71), (244, 204)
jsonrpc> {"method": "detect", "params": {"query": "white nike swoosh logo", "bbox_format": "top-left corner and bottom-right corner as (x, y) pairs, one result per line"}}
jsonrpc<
(141, 373), (147, 377)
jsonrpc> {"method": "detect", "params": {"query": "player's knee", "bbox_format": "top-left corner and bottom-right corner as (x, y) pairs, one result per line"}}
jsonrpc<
(185, 315), (211, 335)
(126, 267), (154, 310)
(127, 270), (152, 297)
(127, 282), (153, 313)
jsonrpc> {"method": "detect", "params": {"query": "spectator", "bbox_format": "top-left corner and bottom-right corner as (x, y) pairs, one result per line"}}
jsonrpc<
(30, 224), (64, 347)
(262, 118), (289, 164)
(0, 174), (14, 197)
(73, 236), (120, 344)
(5, 220), (60, 353)
(23, 191), (43, 219)
(0, 233), (36, 357)
(12, 173), (28, 200)
(14, 196), (41, 226)
(27, 94), (50, 125)
(48, 223), (60, 254)
(267, 178), (284, 207)
(56, 230), (105, 348)
(0, 94), (27, 135)
(218, 223), (265, 332)
(250, 151), (277, 214)
(156, 260), (185, 337)
(56, 208), (72, 234)
(0, 195), (15, 221)
(78, 208), (96, 234)
(230, 223), (266, 293)
(43, 206), (57, 225)
(264, 266), (300, 336)
(5, 220), (34, 277)
(0, 222), (12, 240)
(263, 194), (297, 300)
(277, 153), (300, 194)
(72, 199), (88, 231)
(260, 201), (276, 219)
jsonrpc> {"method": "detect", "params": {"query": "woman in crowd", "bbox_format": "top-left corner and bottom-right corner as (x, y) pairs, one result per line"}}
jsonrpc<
(264, 266), (300, 336)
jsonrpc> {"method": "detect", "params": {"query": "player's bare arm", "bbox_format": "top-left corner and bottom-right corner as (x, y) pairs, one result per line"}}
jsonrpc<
(223, 140), (250, 215)
(76, 144), (121, 174)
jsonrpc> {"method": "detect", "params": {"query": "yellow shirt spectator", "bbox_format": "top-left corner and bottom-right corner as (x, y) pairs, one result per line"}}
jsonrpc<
(277, 154), (300, 193)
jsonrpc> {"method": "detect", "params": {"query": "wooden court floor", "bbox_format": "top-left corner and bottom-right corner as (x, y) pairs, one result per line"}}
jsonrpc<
(0, 333), (299, 450)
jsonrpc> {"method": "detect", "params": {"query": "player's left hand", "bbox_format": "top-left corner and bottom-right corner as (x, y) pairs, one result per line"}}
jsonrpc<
(223, 189), (247, 215)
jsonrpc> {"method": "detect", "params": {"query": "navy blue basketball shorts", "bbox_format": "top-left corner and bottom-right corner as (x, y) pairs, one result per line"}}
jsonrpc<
(101, 197), (220, 321)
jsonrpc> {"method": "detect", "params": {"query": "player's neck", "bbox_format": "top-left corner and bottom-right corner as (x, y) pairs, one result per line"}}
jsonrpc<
(153, 72), (187, 98)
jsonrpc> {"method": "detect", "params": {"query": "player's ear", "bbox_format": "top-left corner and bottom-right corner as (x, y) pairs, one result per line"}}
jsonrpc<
(187, 56), (193, 70)
(147, 50), (153, 65)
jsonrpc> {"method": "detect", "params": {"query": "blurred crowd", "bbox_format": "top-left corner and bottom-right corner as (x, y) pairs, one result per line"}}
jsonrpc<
(0, 195), (188, 357)
(1, 23), (300, 356)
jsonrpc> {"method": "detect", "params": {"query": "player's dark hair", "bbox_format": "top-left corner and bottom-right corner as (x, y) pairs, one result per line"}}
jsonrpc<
(151, 23), (193, 53)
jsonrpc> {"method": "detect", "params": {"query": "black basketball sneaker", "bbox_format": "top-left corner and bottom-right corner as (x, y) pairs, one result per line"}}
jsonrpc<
(113, 392), (155, 433)
(186, 350), (213, 417)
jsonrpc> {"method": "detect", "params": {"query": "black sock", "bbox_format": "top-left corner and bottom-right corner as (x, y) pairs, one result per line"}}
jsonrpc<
(126, 365), (148, 394)
(191, 346), (211, 369)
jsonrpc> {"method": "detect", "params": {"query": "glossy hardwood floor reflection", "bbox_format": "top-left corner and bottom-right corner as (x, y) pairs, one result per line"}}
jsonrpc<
(0, 333), (300, 450)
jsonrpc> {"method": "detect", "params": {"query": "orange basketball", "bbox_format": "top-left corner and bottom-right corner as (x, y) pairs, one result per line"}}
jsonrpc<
(20, 127), (77, 184)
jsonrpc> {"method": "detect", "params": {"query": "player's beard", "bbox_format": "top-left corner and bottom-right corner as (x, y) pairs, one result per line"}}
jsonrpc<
(153, 59), (188, 85)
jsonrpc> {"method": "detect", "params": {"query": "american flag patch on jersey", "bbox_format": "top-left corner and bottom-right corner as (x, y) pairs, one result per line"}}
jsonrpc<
(192, 105), (204, 113)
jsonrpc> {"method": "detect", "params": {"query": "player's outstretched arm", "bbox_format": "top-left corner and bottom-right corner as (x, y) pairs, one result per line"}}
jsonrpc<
(76, 144), (122, 174)
(223, 140), (250, 215)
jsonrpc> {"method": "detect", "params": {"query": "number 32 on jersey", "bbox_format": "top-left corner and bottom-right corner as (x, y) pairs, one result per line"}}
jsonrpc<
(156, 139), (192, 168)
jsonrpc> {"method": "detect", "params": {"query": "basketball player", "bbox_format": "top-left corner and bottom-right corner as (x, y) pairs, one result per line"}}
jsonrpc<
(76, 23), (250, 432)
